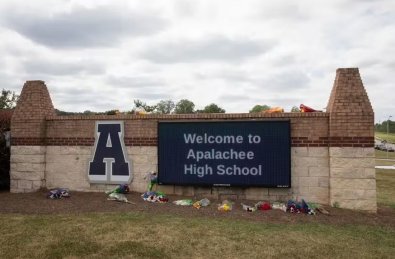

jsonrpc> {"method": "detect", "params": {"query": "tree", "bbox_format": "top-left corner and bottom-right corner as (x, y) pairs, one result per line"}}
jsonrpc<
(375, 120), (394, 133)
(83, 110), (95, 115)
(55, 109), (79, 116)
(133, 99), (157, 113)
(105, 110), (120, 115)
(174, 99), (195, 114)
(0, 89), (18, 109)
(291, 106), (301, 112)
(249, 104), (270, 113)
(198, 103), (225, 113)
(156, 100), (175, 114)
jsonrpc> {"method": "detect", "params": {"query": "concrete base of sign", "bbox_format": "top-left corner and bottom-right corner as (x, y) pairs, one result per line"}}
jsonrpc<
(10, 146), (46, 193)
(10, 145), (331, 205)
(44, 146), (157, 193)
(329, 147), (376, 212)
(10, 145), (376, 211)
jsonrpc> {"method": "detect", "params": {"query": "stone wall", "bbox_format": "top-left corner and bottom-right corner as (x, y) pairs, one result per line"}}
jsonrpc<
(45, 146), (157, 193)
(10, 146), (46, 192)
(10, 68), (377, 212)
(329, 147), (376, 210)
(41, 145), (329, 204)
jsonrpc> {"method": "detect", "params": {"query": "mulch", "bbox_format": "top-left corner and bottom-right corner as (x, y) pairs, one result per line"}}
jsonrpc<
(1, 190), (394, 227)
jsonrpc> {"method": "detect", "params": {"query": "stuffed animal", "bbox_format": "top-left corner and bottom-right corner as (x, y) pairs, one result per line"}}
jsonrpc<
(144, 171), (158, 191)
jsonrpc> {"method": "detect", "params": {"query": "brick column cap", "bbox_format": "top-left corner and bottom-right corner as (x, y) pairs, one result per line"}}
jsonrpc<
(11, 80), (56, 139)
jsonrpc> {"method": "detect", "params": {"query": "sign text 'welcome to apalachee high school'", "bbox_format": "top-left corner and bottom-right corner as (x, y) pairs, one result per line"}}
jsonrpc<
(158, 121), (291, 187)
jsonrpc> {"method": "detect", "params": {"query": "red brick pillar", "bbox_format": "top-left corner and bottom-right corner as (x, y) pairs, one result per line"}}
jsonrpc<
(10, 81), (55, 192)
(327, 68), (376, 211)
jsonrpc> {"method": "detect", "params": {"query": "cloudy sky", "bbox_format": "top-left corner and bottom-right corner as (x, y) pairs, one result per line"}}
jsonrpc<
(0, 0), (394, 122)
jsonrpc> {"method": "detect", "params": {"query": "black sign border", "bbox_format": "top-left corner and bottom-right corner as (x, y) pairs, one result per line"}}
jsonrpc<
(157, 120), (291, 188)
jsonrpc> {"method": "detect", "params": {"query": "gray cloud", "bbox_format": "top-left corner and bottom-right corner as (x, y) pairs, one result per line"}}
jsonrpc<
(133, 92), (171, 100)
(2, 5), (167, 48)
(174, 0), (197, 17)
(141, 36), (272, 63)
(23, 59), (105, 76)
(219, 94), (254, 103)
(57, 96), (116, 112)
(51, 85), (128, 112)
(0, 72), (22, 92)
(106, 75), (164, 89)
(251, 70), (310, 91)
(42, 77), (171, 112)
(195, 70), (249, 82)
(270, 55), (297, 67)
(196, 69), (310, 92)
(257, 97), (303, 105)
(386, 60), (395, 69)
(0, 1), (393, 120)
(254, 1), (308, 21)
(105, 75), (172, 102)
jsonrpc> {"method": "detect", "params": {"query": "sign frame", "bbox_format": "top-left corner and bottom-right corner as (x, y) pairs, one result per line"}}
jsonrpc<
(157, 120), (291, 188)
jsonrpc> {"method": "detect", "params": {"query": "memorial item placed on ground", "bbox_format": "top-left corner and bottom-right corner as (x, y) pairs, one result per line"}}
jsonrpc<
(242, 203), (257, 212)
(47, 188), (70, 199)
(193, 198), (210, 209)
(286, 199), (316, 215)
(105, 184), (130, 195)
(107, 193), (135, 204)
(272, 202), (287, 212)
(144, 171), (158, 191)
(218, 200), (233, 212)
(173, 199), (193, 206)
(255, 201), (272, 211)
(141, 191), (169, 203)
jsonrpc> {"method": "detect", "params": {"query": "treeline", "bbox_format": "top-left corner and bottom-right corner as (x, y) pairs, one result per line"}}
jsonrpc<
(375, 120), (395, 133)
(55, 99), (226, 116)
(0, 88), (312, 116)
(132, 99), (225, 114)
(0, 88), (306, 116)
(56, 100), (306, 116)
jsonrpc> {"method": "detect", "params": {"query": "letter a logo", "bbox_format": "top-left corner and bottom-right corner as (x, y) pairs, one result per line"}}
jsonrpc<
(88, 121), (132, 183)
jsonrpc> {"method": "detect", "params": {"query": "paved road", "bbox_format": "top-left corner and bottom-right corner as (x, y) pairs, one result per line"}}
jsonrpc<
(375, 165), (395, 170)
(375, 157), (395, 170)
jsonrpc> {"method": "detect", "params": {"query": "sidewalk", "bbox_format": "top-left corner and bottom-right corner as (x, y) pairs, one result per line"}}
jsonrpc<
(375, 165), (395, 170)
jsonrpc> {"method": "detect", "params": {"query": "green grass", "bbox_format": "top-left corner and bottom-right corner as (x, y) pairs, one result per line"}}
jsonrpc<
(375, 149), (395, 208)
(375, 150), (395, 160)
(376, 160), (395, 166)
(376, 169), (395, 209)
(0, 213), (394, 258)
(375, 132), (395, 144)
(0, 151), (394, 258)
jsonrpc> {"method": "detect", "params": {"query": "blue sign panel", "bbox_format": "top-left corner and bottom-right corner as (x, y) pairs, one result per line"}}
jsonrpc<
(158, 121), (290, 187)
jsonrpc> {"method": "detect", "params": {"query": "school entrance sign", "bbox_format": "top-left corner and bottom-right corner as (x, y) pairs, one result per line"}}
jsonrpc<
(10, 69), (378, 212)
(158, 121), (291, 187)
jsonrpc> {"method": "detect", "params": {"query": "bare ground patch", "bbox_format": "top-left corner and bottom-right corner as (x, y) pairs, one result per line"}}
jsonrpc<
(1, 190), (394, 228)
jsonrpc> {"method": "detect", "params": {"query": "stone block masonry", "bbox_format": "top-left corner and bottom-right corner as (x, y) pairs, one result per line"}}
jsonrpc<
(9, 68), (377, 212)
(10, 146), (46, 192)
